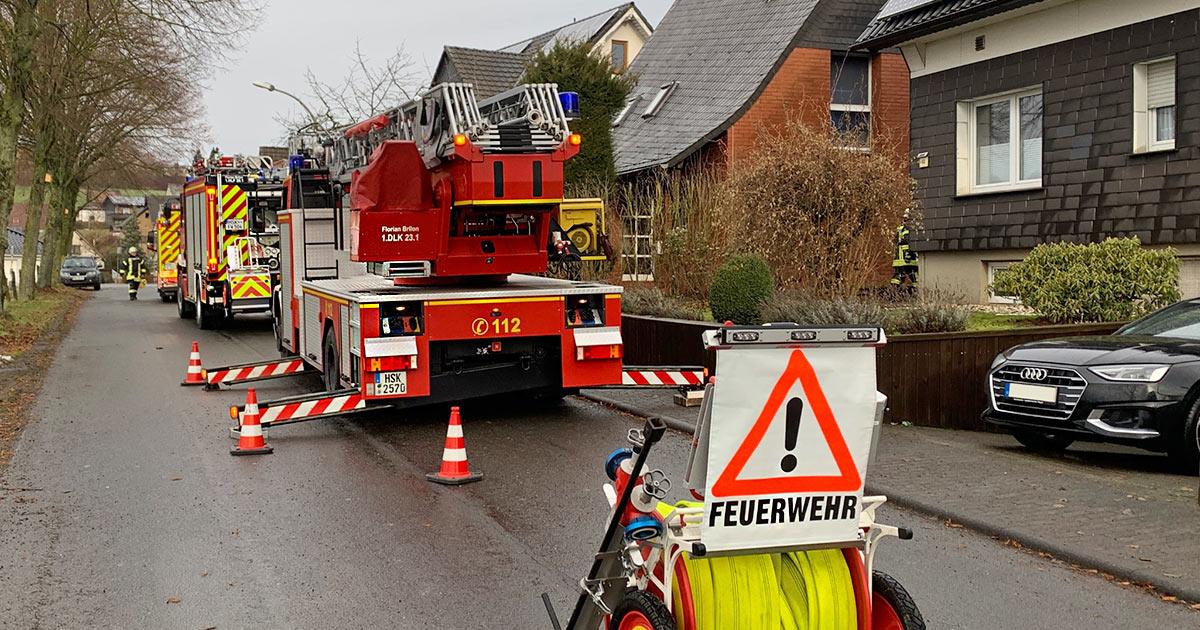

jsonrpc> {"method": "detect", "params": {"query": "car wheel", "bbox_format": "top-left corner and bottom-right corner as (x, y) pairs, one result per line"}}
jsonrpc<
(1167, 397), (1200, 475)
(322, 329), (340, 392)
(1011, 429), (1074, 452)
(93, 283), (101, 291)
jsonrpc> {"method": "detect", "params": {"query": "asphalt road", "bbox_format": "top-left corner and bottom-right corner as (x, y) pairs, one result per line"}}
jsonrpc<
(0, 284), (1195, 629)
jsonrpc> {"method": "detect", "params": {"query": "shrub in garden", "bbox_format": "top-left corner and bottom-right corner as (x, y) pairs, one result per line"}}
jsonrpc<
(709, 254), (774, 324)
(621, 286), (707, 321)
(760, 291), (885, 327)
(885, 300), (970, 335)
(991, 237), (1180, 324)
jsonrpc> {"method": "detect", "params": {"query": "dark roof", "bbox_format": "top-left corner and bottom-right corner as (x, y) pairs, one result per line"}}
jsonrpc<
(5, 228), (42, 257)
(613, 0), (885, 174)
(105, 195), (146, 207)
(436, 47), (530, 100)
(854, 0), (1045, 50)
(498, 3), (649, 55)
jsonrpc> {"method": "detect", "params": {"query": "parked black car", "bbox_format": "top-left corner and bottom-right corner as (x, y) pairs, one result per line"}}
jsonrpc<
(59, 256), (102, 290)
(984, 300), (1200, 472)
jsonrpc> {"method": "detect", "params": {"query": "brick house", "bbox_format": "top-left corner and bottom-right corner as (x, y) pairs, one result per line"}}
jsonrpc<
(611, 0), (910, 278)
(431, 3), (654, 100)
(856, 0), (1200, 302)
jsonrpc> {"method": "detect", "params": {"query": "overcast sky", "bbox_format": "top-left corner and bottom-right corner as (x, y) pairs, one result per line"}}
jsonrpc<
(203, 0), (674, 155)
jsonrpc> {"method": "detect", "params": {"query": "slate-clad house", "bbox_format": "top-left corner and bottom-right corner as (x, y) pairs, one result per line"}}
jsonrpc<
(432, 3), (654, 100)
(856, 0), (1200, 302)
(611, 0), (910, 278)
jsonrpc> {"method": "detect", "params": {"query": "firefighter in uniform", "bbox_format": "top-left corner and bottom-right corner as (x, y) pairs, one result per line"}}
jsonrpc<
(891, 225), (919, 291)
(118, 246), (148, 301)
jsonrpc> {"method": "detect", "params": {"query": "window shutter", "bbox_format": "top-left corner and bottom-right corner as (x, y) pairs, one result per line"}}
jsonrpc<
(1147, 60), (1175, 109)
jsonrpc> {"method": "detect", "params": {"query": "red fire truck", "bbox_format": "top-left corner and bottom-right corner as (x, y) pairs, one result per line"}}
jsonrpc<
(206, 83), (702, 428)
(177, 153), (284, 329)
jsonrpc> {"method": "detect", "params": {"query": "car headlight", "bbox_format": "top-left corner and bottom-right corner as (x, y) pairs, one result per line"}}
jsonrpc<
(1088, 364), (1170, 382)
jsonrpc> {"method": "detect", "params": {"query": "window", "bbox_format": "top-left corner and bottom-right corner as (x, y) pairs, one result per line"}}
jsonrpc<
(957, 88), (1042, 194)
(1134, 57), (1176, 153)
(831, 54), (871, 147)
(987, 261), (1020, 304)
(611, 40), (628, 73)
(642, 82), (677, 118)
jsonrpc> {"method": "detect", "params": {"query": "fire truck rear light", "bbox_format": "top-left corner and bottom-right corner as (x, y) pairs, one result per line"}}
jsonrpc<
(454, 133), (468, 147)
(577, 344), (622, 361)
(367, 355), (413, 372)
(568, 133), (582, 146)
(490, 341), (503, 353)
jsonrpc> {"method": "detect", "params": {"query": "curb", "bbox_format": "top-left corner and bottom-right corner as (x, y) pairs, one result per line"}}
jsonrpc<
(577, 392), (697, 434)
(869, 484), (1200, 604)
(579, 391), (1200, 603)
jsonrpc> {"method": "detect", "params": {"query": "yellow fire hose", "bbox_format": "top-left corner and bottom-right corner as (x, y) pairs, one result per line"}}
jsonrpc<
(657, 502), (857, 630)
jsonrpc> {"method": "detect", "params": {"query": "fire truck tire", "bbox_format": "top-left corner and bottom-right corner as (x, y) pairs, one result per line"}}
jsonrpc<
(611, 590), (676, 630)
(871, 571), (925, 630)
(160, 292), (172, 303)
(197, 302), (223, 330)
(322, 330), (340, 392)
(177, 287), (195, 319)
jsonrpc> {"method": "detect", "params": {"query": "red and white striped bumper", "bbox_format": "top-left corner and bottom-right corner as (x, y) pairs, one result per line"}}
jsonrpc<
(252, 392), (368, 428)
(206, 358), (310, 389)
(619, 367), (705, 388)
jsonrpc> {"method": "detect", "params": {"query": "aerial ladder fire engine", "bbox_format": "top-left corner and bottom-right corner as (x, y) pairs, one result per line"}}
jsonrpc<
(203, 82), (703, 428)
(176, 152), (285, 329)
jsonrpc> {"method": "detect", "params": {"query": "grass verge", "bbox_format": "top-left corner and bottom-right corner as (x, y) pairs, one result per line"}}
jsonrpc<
(0, 287), (89, 469)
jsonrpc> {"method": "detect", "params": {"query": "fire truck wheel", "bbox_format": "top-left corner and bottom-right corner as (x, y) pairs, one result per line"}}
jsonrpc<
(197, 302), (223, 330)
(322, 331), (340, 392)
(871, 571), (925, 630)
(612, 590), (675, 630)
(177, 288), (194, 319)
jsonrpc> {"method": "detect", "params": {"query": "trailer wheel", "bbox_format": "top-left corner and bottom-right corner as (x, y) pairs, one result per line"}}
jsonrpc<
(871, 571), (925, 630)
(322, 330), (340, 392)
(612, 590), (675, 630)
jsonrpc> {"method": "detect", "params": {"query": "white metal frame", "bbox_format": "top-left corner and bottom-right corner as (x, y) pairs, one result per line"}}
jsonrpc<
(963, 86), (1043, 194)
(831, 53), (872, 149)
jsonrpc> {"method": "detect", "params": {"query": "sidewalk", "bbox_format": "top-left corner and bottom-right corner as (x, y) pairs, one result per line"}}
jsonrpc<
(580, 388), (1200, 601)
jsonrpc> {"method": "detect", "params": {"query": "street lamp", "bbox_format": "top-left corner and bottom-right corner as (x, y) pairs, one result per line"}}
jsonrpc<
(252, 80), (325, 134)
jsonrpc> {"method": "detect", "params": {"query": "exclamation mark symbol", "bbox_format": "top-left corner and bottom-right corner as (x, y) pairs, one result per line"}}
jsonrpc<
(781, 397), (803, 473)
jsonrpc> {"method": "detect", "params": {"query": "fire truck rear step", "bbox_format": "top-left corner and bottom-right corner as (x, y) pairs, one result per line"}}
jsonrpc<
(205, 357), (312, 390)
(233, 388), (373, 430)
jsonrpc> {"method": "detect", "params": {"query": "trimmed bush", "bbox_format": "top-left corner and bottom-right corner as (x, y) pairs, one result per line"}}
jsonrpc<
(622, 286), (707, 321)
(709, 255), (774, 324)
(991, 237), (1180, 324)
(760, 292), (885, 327)
(885, 301), (970, 335)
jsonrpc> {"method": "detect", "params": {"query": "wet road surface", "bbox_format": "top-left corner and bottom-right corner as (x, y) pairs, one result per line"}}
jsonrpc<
(0, 285), (1195, 628)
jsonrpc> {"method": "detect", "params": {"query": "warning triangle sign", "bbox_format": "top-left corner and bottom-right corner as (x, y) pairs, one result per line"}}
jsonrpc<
(711, 349), (861, 498)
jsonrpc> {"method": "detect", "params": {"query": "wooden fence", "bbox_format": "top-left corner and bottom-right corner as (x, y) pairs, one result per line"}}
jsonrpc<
(621, 315), (1123, 431)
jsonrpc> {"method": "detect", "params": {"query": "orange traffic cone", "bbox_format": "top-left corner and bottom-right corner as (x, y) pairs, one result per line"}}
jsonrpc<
(426, 406), (482, 485)
(180, 341), (207, 386)
(230, 388), (273, 456)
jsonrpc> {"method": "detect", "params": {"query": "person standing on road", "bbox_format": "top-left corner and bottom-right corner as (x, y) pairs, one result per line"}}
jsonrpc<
(118, 247), (147, 301)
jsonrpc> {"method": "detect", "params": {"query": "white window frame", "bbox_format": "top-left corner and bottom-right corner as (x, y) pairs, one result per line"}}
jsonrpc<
(987, 261), (1020, 304)
(831, 54), (872, 150)
(1133, 56), (1176, 154)
(956, 86), (1043, 196)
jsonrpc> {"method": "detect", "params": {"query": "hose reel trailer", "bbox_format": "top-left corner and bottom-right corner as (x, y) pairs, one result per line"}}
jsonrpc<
(550, 324), (926, 630)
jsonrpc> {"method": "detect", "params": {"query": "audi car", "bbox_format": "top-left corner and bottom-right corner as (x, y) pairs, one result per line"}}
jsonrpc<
(984, 300), (1200, 473)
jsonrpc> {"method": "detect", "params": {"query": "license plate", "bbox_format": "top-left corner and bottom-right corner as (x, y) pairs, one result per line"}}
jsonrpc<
(1005, 382), (1057, 404)
(72, 275), (85, 280)
(224, 219), (245, 231)
(373, 371), (408, 396)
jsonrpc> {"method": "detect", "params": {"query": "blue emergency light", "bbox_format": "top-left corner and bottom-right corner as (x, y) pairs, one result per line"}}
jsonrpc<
(289, 155), (305, 172)
(560, 91), (581, 120)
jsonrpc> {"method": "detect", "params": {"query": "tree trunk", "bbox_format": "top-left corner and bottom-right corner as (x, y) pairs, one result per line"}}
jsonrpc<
(0, 0), (42, 312)
(37, 183), (65, 288)
(19, 165), (50, 300)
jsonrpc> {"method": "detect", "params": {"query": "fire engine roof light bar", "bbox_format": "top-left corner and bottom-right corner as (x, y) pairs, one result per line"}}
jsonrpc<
(710, 325), (885, 347)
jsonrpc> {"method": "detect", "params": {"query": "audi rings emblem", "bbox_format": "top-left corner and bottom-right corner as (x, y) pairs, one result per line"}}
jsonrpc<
(1021, 367), (1048, 381)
